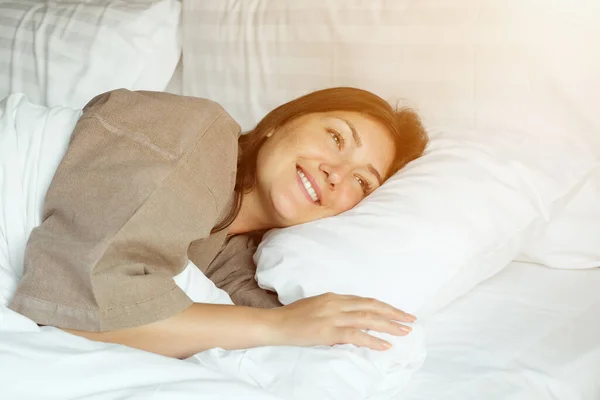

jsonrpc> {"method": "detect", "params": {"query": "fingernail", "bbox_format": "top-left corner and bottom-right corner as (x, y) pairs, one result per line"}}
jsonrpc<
(400, 325), (412, 334)
(382, 342), (392, 350)
(406, 313), (417, 322)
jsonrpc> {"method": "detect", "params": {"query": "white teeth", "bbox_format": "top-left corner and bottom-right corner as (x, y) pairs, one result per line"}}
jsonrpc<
(297, 168), (319, 203)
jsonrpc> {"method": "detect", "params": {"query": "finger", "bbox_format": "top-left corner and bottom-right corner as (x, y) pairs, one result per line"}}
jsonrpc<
(341, 296), (417, 323)
(336, 327), (393, 351)
(340, 311), (412, 336)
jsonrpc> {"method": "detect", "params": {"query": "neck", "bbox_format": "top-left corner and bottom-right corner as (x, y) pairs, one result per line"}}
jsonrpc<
(228, 190), (272, 235)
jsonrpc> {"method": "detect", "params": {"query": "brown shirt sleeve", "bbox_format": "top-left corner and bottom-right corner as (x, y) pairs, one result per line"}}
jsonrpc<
(200, 235), (282, 309)
(8, 89), (240, 332)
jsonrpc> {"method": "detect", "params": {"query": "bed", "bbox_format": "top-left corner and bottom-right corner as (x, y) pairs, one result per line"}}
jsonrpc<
(1, 1), (599, 399)
(401, 262), (600, 400)
(2, 258), (598, 399)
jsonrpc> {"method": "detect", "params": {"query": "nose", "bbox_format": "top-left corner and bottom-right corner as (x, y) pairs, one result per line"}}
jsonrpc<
(320, 163), (348, 189)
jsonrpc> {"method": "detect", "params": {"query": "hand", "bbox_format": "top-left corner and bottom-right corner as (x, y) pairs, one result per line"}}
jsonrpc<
(269, 292), (416, 351)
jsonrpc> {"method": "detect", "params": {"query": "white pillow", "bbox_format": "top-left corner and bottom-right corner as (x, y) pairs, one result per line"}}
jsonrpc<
(0, 0), (181, 109)
(0, 94), (81, 305)
(255, 127), (598, 317)
(518, 168), (600, 269)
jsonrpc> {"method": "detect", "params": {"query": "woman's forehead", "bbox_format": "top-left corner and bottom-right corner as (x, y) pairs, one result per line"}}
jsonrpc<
(322, 112), (392, 141)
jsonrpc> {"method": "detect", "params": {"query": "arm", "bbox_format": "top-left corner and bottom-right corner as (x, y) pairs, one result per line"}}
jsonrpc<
(63, 293), (417, 359)
(63, 303), (277, 359)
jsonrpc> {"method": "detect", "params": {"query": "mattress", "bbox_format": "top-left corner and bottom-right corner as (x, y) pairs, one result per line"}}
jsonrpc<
(399, 261), (600, 400)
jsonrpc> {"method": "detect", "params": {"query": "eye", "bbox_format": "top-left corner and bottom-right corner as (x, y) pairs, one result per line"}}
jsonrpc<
(355, 174), (372, 195)
(327, 128), (345, 150)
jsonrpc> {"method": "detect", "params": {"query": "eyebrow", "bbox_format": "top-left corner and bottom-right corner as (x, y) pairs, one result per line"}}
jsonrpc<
(337, 117), (383, 186)
(338, 117), (362, 148)
(368, 165), (383, 186)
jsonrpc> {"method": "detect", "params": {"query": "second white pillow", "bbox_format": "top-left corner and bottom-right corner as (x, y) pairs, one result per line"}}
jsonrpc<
(0, 0), (181, 109)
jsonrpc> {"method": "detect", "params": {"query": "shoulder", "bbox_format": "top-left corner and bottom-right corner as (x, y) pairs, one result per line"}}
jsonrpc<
(80, 89), (241, 217)
(84, 89), (232, 120)
(81, 89), (241, 159)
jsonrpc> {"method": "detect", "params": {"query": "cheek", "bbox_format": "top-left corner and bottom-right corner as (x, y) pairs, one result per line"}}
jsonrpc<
(256, 138), (294, 178)
(329, 186), (362, 215)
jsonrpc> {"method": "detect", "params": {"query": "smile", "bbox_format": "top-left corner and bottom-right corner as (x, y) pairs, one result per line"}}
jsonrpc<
(296, 167), (320, 205)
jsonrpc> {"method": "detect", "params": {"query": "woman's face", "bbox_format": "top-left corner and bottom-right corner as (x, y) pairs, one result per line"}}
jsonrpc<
(254, 111), (395, 227)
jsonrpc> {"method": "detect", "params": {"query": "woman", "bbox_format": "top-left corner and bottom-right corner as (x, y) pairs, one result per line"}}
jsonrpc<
(9, 87), (428, 359)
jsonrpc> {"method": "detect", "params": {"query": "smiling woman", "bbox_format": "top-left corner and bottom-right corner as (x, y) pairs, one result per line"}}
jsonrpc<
(228, 87), (428, 234)
(230, 111), (395, 231)
(9, 87), (427, 359)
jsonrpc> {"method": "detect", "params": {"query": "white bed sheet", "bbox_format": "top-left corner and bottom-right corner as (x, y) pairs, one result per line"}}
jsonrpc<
(399, 261), (600, 400)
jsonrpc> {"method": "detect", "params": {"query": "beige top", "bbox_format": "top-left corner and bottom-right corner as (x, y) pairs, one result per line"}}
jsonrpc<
(9, 89), (280, 332)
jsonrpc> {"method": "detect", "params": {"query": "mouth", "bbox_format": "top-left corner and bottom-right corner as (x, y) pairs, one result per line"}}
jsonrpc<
(296, 165), (321, 205)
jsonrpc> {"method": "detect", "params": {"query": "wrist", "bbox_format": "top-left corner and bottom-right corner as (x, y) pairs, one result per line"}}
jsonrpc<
(255, 306), (286, 347)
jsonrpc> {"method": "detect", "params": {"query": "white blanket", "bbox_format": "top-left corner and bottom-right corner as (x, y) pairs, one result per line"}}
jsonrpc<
(0, 94), (426, 400)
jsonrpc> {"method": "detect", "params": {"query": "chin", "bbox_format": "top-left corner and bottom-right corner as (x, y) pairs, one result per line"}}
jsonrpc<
(269, 190), (321, 227)
(270, 193), (301, 226)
